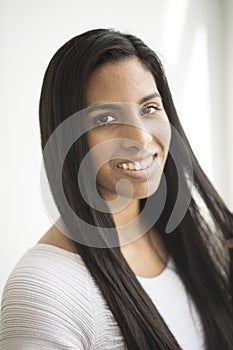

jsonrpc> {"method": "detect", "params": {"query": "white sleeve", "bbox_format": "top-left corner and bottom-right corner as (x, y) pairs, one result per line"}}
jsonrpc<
(0, 260), (95, 349)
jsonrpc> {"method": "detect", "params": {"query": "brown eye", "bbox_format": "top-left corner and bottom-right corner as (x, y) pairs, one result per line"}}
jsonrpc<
(94, 114), (117, 126)
(141, 105), (161, 116)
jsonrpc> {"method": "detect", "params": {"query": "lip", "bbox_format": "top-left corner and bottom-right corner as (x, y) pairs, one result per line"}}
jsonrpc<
(114, 153), (159, 180)
(114, 152), (158, 165)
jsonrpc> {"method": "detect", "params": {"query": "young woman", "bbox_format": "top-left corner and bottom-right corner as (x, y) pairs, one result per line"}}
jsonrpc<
(1, 28), (233, 350)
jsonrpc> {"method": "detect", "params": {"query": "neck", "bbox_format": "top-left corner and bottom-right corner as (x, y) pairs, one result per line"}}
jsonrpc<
(96, 189), (169, 264)
(106, 195), (152, 248)
(110, 197), (140, 227)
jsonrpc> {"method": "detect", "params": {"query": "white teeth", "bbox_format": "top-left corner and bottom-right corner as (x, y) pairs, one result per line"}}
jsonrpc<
(146, 157), (152, 166)
(117, 155), (154, 170)
(140, 160), (147, 168)
(128, 163), (135, 170)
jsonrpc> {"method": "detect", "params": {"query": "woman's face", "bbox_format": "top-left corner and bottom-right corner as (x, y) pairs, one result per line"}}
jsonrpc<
(85, 57), (171, 201)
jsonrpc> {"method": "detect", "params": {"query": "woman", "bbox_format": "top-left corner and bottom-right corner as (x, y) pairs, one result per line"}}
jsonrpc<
(1, 28), (233, 350)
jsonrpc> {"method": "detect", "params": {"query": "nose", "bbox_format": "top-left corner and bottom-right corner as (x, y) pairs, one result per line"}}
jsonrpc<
(120, 124), (153, 151)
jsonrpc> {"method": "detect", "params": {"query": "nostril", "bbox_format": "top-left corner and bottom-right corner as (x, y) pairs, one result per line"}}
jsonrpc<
(153, 153), (158, 159)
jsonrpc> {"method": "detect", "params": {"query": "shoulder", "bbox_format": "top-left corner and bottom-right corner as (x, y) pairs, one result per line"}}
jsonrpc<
(0, 244), (95, 349)
(37, 219), (79, 254)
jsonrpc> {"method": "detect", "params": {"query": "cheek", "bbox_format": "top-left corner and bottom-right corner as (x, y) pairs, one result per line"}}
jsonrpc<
(151, 117), (171, 152)
(87, 130), (99, 149)
(87, 131), (115, 174)
(87, 130), (105, 164)
(163, 124), (172, 155)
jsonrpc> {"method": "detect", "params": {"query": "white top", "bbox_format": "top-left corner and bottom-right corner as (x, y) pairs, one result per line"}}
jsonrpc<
(0, 243), (205, 349)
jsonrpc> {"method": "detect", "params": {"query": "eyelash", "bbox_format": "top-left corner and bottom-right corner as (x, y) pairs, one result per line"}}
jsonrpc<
(141, 105), (162, 115)
(94, 114), (116, 126)
(93, 105), (162, 126)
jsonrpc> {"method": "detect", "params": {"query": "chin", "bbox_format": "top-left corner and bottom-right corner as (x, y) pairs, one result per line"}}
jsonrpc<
(118, 183), (161, 200)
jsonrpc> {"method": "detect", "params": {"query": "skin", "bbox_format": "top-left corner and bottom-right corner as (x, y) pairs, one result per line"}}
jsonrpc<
(38, 58), (167, 276)
(225, 239), (233, 248)
(85, 57), (171, 222)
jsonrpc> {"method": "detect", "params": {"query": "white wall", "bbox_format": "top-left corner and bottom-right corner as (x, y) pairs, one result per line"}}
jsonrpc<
(1, 0), (232, 297)
(224, 0), (233, 208)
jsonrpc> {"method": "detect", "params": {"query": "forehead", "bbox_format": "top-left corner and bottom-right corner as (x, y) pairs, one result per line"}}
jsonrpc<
(85, 57), (158, 107)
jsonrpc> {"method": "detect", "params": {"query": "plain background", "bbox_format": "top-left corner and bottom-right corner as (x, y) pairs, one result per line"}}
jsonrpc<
(1, 0), (233, 298)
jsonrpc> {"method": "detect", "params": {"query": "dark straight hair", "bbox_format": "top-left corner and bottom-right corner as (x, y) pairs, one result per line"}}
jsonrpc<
(39, 28), (233, 349)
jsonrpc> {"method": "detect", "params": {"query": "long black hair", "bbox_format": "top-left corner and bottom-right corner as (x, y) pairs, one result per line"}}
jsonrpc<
(39, 28), (233, 349)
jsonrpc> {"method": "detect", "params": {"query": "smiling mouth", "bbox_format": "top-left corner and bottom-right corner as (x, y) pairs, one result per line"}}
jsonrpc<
(116, 153), (158, 171)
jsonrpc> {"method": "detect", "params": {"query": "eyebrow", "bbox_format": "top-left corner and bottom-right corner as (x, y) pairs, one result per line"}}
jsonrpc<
(86, 103), (122, 114)
(86, 91), (161, 114)
(139, 92), (161, 104)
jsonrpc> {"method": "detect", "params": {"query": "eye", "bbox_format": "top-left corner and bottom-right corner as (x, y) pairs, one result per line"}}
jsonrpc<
(93, 114), (117, 126)
(141, 105), (162, 116)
